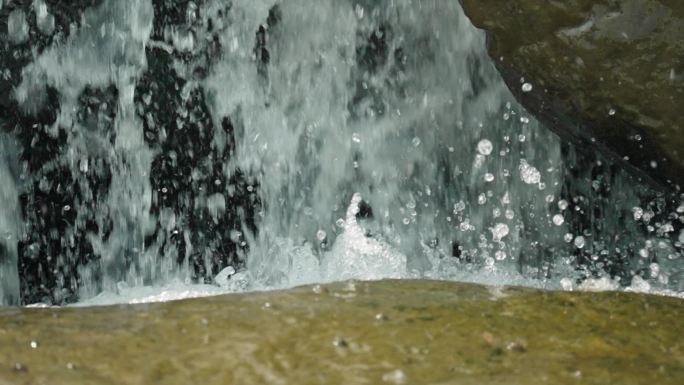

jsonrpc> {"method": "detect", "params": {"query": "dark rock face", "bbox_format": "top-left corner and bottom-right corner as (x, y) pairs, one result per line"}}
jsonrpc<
(460, 0), (684, 189)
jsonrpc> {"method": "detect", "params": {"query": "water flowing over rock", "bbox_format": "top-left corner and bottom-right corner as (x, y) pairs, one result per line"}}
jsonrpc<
(460, 0), (684, 189)
(0, 0), (682, 305)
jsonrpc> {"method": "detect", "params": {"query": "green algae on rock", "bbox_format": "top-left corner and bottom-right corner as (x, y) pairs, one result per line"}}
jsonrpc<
(0, 279), (683, 384)
(460, 0), (684, 189)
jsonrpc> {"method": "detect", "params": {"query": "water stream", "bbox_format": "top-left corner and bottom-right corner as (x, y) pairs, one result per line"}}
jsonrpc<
(1, 0), (682, 306)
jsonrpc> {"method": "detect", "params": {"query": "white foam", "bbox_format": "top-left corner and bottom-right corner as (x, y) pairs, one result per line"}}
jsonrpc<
(73, 281), (229, 307)
(322, 193), (407, 281)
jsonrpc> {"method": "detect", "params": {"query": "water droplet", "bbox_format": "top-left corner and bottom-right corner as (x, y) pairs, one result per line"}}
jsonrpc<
(608, 108), (616, 116)
(564, 233), (574, 243)
(412, 137), (421, 147)
(574, 236), (586, 249)
(505, 209), (515, 219)
(632, 207), (644, 221)
(545, 195), (555, 203)
(79, 158), (89, 173)
(521, 83), (533, 92)
(519, 160), (541, 185)
(490, 223), (509, 241)
(402, 217), (410, 225)
(484, 173), (495, 182)
(352, 133), (361, 143)
(30, 341), (38, 349)
(354, 4), (365, 19)
(453, 200), (466, 213)
(495, 250), (507, 261)
(316, 230), (327, 242)
(477, 139), (493, 156)
(639, 248), (649, 258)
(552, 214), (564, 226)
(558, 200), (569, 211)
(477, 194), (487, 205)
(63, 205), (71, 212)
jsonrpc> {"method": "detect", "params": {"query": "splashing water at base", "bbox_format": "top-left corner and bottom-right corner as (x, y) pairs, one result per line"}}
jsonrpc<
(0, 0), (682, 306)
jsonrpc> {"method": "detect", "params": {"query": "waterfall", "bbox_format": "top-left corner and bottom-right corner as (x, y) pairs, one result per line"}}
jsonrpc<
(0, 0), (681, 305)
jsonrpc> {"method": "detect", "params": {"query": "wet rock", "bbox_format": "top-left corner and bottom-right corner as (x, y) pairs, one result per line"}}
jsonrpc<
(460, 0), (684, 189)
(0, 280), (682, 384)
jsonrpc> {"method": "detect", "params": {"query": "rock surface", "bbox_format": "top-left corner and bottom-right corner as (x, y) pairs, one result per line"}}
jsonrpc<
(460, 0), (684, 189)
(0, 279), (682, 384)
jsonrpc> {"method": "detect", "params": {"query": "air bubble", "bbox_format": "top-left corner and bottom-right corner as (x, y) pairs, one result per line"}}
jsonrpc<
(521, 83), (533, 92)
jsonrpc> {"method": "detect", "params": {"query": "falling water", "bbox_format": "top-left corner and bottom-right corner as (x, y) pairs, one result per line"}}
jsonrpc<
(0, 0), (682, 305)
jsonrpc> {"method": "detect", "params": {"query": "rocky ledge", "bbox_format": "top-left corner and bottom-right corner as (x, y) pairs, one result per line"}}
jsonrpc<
(0, 279), (682, 384)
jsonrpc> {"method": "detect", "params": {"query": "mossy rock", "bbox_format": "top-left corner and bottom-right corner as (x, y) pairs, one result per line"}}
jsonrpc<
(460, 0), (684, 189)
(0, 279), (682, 384)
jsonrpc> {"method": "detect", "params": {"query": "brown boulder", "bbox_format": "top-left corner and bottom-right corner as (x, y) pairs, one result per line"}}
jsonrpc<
(460, 0), (684, 189)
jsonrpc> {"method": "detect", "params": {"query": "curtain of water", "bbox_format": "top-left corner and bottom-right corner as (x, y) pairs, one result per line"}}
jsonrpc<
(0, 0), (681, 304)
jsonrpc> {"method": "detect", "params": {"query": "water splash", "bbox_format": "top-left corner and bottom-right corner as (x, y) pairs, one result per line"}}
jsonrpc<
(0, 0), (682, 305)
